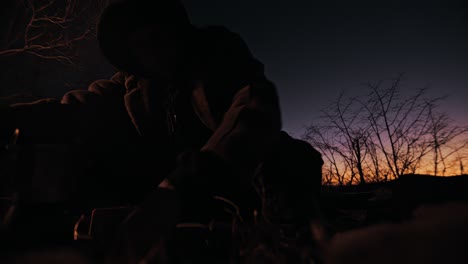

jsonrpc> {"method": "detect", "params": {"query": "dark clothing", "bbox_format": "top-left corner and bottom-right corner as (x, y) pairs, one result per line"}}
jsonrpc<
(261, 131), (324, 223)
(1, 26), (289, 201)
(0, 26), (323, 262)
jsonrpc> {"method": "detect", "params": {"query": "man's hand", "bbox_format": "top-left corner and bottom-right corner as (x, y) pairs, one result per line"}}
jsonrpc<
(201, 83), (280, 170)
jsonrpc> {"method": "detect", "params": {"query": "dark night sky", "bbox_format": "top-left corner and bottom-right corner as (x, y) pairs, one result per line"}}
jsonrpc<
(183, 0), (468, 137)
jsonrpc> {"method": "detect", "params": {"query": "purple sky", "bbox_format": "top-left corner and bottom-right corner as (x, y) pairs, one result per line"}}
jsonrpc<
(183, 0), (468, 137)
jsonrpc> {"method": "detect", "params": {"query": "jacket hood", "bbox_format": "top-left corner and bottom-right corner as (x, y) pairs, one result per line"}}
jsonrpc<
(97, 0), (193, 74)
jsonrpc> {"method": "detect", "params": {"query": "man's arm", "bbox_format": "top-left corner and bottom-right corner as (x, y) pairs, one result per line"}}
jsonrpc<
(1, 99), (73, 144)
(201, 81), (281, 169)
(0, 72), (131, 144)
(194, 26), (282, 168)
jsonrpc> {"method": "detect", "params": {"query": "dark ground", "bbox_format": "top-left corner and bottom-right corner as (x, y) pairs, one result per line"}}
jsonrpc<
(1, 150), (468, 263)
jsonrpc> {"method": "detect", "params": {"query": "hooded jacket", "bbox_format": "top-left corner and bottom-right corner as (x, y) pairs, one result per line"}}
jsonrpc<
(1, 26), (288, 200)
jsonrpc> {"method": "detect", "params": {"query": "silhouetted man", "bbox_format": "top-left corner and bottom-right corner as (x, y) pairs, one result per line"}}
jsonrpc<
(0, 0), (323, 261)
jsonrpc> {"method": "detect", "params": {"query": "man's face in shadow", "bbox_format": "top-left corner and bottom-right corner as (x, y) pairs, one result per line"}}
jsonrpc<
(129, 24), (187, 80)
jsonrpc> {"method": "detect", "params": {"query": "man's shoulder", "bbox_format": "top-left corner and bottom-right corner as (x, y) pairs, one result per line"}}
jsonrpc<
(276, 131), (323, 163)
(61, 72), (126, 105)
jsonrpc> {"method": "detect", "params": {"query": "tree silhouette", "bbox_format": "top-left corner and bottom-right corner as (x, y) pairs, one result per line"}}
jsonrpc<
(427, 108), (468, 176)
(0, 0), (109, 65)
(304, 75), (468, 184)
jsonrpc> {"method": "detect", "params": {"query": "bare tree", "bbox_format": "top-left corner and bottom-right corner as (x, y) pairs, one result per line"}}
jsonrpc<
(363, 136), (389, 182)
(357, 76), (440, 179)
(304, 93), (371, 185)
(1, 0), (109, 64)
(304, 74), (468, 185)
(305, 124), (350, 186)
(459, 155), (465, 175)
(427, 108), (468, 176)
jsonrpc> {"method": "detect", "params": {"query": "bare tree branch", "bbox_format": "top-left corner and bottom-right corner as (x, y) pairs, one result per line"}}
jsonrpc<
(0, 0), (109, 64)
(303, 74), (468, 185)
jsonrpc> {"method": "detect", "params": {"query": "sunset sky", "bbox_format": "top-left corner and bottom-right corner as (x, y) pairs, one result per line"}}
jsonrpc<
(184, 0), (468, 137)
